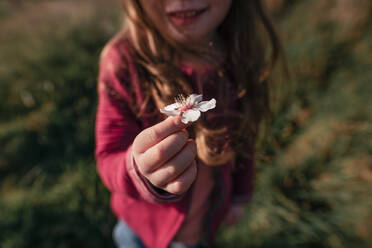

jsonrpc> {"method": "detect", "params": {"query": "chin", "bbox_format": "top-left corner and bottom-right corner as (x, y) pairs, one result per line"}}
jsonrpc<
(171, 31), (212, 46)
(175, 37), (206, 46)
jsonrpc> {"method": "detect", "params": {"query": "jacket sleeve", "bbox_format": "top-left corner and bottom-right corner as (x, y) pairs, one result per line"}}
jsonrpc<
(94, 43), (183, 203)
(231, 145), (256, 204)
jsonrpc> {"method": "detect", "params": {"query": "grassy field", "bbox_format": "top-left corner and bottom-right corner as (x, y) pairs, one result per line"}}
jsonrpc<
(0, 0), (371, 247)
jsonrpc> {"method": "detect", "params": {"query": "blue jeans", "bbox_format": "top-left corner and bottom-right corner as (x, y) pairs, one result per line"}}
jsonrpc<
(113, 220), (203, 248)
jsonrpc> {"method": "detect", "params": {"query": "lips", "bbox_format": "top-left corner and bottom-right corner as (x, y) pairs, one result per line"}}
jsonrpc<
(167, 8), (207, 26)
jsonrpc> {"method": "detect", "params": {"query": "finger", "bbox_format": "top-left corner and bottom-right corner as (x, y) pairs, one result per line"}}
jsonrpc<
(146, 140), (196, 185)
(138, 130), (189, 174)
(133, 116), (188, 154)
(163, 160), (197, 195)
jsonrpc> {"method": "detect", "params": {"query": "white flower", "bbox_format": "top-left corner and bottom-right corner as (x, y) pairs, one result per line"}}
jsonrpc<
(160, 94), (216, 124)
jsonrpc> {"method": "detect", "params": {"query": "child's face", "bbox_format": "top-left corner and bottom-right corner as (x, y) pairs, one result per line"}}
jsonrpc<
(138, 0), (232, 46)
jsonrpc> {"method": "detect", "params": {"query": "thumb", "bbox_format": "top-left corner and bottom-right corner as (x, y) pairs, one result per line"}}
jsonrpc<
(134, 116), (189, 154)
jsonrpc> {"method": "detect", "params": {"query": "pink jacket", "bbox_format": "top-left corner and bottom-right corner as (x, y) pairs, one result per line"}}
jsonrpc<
(95, 38), (256, 248)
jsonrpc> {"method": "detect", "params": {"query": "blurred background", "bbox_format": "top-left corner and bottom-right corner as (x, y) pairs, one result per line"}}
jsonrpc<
(0, 0), (371, 247)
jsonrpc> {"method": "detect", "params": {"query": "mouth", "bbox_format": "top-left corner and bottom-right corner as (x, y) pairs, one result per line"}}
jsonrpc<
(167, 8), (207, 26)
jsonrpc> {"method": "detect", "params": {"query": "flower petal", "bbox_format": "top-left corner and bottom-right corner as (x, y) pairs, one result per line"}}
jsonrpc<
(195, 98), (216, 112)
(187, 94), (203, 105)
(181, 109), (201, 124)
(160, 108), (180, 116)
(164, 102), (181, 111)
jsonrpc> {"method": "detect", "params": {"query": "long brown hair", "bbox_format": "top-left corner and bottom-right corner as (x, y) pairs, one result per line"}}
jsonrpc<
(110, 0), (284, 166)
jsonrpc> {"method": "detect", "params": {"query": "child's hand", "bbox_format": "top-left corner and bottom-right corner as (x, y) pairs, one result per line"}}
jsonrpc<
(132, 116), (197, 195)
(223, 203), (245, 226)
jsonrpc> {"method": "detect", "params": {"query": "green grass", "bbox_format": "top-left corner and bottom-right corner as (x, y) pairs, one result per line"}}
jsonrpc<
(0, 0), (371, 247)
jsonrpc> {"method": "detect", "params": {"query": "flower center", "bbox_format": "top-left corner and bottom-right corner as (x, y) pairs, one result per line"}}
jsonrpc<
(175, 94), (194, 112)
(179, 104), (193, 112)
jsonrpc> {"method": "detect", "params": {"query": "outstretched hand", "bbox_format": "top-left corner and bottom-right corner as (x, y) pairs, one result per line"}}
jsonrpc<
(132, 116), (197, 195)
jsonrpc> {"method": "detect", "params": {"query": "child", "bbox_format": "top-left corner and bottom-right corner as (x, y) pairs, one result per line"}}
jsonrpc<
(95, 0), (281, 247)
